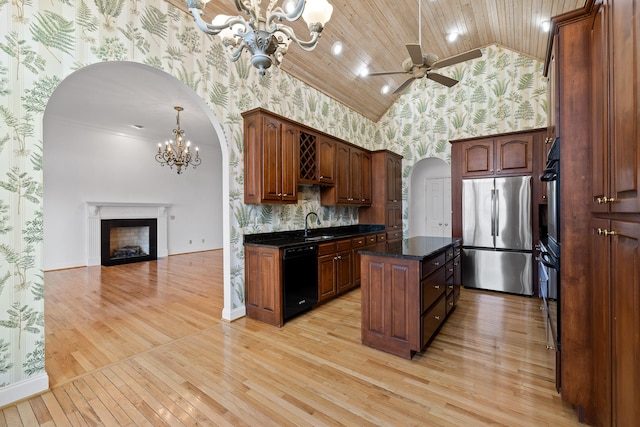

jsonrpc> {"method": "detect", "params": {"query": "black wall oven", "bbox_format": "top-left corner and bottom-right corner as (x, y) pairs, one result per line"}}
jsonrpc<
(540, 137), (561, 391)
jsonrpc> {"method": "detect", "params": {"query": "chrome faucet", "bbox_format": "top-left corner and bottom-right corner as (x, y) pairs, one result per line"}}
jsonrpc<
(304, 212), (321, 237)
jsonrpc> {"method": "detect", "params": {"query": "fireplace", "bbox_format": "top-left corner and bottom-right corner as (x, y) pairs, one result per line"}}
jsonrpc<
(101, 219), (158, 266)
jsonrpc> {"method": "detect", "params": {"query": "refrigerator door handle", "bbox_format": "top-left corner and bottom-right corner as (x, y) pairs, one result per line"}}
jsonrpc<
(490, 189), (495, 236)
(495, 189), (500, 237)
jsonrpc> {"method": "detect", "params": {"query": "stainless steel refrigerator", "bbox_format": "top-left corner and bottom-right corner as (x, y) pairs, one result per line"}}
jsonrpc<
(462, 176), (533, 296)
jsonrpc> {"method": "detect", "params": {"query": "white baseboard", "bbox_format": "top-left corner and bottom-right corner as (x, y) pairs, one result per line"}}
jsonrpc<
(222, 305), (246, 322)
(0, 373), (49, 407)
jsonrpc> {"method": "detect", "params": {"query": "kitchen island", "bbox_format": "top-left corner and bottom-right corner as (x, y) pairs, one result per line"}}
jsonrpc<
(360, 236), (462, 359)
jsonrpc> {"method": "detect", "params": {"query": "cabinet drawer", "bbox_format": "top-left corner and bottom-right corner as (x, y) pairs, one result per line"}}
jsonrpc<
(352, 236), (367, 248)
(445, 247), (456, 262)
(318, 242), (336, 256)
(422, 253), (446, 279)
(446, 292), (455, 315)
(336, 239), (352, 252)
(446, 262), (455, 280)
(422, 295), (447, 348)
(422, 267), (446, 312)
(376, 233), (387, 243)
(366, 235), (377, 245)
(386, 230), (403, 241)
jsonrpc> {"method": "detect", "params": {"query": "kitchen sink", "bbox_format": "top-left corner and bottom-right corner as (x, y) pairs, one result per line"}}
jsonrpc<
(304, 235), (335, 242)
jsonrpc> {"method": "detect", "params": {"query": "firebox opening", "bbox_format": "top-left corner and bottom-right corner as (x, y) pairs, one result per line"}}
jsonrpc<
(101, 219), (158, 266)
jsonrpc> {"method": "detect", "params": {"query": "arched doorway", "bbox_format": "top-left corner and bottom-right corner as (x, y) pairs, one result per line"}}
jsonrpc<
(407, 157), (452, 238)
(43, 61), (232, 314)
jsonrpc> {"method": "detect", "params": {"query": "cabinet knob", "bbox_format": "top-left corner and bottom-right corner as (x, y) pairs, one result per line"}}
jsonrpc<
(320, 175), (325, 179)
(434, 261), (440, 266)
(435, 315), (441, 320)
(449, 302), (454, 306)
(439, 223), (443, 226)
(434, 285), (440, 289)
(542, 195), (546, 199)
(444, 223), (448, 226)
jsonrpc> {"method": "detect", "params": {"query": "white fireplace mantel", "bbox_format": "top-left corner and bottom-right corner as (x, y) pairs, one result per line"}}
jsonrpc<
(86, 202), (172, 266)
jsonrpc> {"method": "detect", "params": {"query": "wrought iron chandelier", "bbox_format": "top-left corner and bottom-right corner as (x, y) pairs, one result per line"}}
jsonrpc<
(185, 0), (333, 75)
(156, 106), (201, 175)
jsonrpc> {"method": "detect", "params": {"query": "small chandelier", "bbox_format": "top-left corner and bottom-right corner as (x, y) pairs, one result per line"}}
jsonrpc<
(156, 106), (201, 175)
(185, 0), (334, 75)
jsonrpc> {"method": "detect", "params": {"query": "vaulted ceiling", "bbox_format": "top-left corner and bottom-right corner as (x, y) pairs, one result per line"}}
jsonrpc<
(168, 0), (586, 122)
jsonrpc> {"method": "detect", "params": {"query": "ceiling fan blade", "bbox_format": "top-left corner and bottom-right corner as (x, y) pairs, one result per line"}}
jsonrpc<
(427, 72), (459, 87)
(366, 70), (408, 77)
(432, 49), (482, 69)
(406, 44), (424, 65)
(393, 77), (417, 94)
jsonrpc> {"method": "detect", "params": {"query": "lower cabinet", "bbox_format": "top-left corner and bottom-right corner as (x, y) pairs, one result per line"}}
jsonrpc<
(317, 239), (354, 303)
(361, 242), (461, 359)
(245, 246), (283, 327)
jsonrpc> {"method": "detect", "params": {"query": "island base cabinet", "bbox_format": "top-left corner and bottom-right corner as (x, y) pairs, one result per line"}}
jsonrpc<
(361, 256), (420, 359)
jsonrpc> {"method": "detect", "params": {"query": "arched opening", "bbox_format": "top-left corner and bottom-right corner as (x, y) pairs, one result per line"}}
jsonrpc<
(407, 157), (452, 238)
(42, 61), (232, 381)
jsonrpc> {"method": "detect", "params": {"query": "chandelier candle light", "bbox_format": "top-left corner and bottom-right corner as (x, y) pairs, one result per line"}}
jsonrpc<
(185, 0), (333, 75)
(156, 106), (201, 175)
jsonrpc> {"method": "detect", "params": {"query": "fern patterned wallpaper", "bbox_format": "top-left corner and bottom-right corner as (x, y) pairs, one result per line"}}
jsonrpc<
(0, 0), (546, 401)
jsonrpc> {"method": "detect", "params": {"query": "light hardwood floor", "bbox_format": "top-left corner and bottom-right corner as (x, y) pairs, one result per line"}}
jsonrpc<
(1, 250), (581, 426)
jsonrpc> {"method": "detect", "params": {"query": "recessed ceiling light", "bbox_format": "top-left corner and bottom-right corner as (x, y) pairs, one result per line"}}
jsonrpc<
(359, 66), (369, 77)
(380, 85), (390, 95)
(331, 41), (343, 56)
(446, 32), (459, 42)
(541, 20), (551, 32)
(132, 124), (144, 130)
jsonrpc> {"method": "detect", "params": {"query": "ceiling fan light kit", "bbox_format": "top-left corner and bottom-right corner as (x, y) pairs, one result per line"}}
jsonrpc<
(185, 0), (333, 75)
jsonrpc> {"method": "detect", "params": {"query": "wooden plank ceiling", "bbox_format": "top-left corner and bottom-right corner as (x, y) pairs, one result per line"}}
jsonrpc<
(167, 0), (586, 122)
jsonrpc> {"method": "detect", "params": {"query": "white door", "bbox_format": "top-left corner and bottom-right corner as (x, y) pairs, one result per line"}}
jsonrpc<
(425, 178), (452, 237)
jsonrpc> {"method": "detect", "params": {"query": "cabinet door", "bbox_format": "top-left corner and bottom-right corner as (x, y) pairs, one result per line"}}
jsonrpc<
(280, 122), (299, 203)
(349, 149), (363, 204)
(360, 151), (372, 205)
(386, 155), (402, 203)
(386, 205), (403, 230)
(495, 134), (533, 175)
(547, 35), (558, 140)
(318, 253), (337, 302)
(318, 137), (336, 184)
(261, 116), (283, 202)
(460, 139), (494, 177)
(610, 220), (640, 426)
(335, 143), (351, 204)
(335, 249), (353, 294)
(591, 4), (610, 213)
(591, 217), (612, 427)
(610, 0), (640, 213)
(245, 246), (282, 326)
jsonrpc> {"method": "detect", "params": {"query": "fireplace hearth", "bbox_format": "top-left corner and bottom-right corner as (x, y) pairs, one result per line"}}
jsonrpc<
(101, 219), (158, 266)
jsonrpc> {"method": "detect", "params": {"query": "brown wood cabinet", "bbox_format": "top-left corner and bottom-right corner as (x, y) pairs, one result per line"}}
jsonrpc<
(245, 246), (283, 327)
(318, 136), (336, 185)
(243, 110), (298, 204)
(352, 234), (377, 286)
(317, 239), (354, 303)
(457, 133), (533, 178)
(361, 241), (460, 359)
(587, 1), (640, 425)
(321, 143), (371, 206)
(359, 150), (404, 247)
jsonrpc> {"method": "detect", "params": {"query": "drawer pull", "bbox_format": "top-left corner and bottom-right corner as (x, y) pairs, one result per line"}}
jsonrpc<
(434, 285), (440, 289)
(449, 268), (454, 272)
(435, 315), (441, 320)
(434, 261), (440, 266)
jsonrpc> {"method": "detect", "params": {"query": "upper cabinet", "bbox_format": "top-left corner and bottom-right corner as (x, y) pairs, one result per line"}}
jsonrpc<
(243, 110), (298, 204)
(591, 0), (640, 213)
(242, 108), (372, 206)
(321, 142), (372, 206)
(458, 134), (534, 178)
(318, 136), (336, 185)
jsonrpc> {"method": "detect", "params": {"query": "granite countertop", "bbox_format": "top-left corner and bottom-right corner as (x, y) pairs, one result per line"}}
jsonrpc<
(359, 236), (462, 260)
(243, 224), (386, 248)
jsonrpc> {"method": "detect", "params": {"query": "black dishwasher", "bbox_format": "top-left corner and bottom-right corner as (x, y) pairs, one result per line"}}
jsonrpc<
(282, 244), (318, 321)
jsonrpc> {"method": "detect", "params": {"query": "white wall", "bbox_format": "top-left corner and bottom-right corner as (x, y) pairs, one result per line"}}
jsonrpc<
(43, 118), (222, 270)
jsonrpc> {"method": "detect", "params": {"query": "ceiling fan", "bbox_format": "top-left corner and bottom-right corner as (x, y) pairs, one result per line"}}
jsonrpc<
(365, 0), (482, 94)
